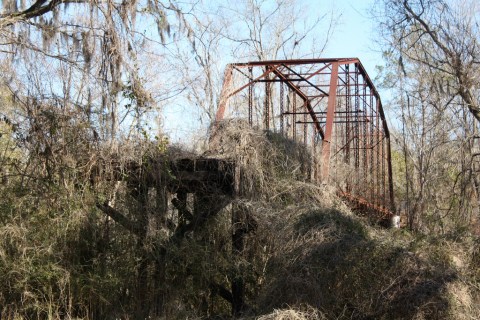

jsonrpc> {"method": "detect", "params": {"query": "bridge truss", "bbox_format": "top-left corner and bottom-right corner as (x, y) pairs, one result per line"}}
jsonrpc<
(215, 58), (395, 219)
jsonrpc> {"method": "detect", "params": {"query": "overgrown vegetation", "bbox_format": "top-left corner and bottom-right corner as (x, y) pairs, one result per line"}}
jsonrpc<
(1, 0), (480, 319)
(3, 119), (478, 319)
(374, 0), (480, 232)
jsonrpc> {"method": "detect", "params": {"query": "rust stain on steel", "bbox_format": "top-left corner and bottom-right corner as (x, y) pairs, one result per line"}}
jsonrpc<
(321, 62), (339, 181)
(214, 58), (395, 219)
(216, 65), (234, 122)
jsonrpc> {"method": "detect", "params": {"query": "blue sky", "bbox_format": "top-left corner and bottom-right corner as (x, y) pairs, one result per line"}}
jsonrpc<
(163, 0), (387, 144)
(322, 0), (382, 78)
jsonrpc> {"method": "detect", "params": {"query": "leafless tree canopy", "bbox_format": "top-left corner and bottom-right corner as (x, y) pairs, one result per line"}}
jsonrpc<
(375, 0), (480, 231)
(377, 0), (480, 121)
(1, 1), (477, 318)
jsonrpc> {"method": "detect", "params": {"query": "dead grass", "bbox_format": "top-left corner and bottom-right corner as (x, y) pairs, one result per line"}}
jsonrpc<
(256, 307), (327, 320)
(207, 120), (480, 319)
(207, 119), (313, 199)
(252, 205), (480, 319)
(2, 120), (479, 319)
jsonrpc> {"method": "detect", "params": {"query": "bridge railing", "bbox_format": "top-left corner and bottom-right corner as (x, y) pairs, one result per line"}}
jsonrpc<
(215, 58), (395, 218)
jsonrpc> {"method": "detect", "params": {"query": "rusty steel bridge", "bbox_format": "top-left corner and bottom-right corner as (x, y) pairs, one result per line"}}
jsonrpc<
(93, 58), (397, 318)
(215, 58), (395, 219)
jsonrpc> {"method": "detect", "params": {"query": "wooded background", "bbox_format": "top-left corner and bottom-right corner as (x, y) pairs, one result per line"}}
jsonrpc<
(0, 0), (479, 319)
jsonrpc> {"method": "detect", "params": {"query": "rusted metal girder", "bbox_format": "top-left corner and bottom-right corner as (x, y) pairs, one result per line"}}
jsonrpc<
(214, 58), (395, 218)
(320, 62), (339, 181)
(216, 65), (234, 122)
(270, 66), (325, 139)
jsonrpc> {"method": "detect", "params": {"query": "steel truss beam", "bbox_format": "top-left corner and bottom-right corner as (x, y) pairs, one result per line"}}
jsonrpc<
(215, 58), (395, 219)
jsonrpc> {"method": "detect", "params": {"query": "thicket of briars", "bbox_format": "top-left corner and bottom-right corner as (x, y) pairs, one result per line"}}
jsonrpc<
(1, 0), (480, 319)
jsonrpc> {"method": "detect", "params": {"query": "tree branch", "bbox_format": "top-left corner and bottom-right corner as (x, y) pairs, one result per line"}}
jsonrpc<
(96, 201), (144, 237)
(402, 0), (453, 59)
(0, 0), (86, 27)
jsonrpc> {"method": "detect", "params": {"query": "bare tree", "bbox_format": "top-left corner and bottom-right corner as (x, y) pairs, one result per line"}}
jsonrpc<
(166, 0), (337, 130)
(0, 1), (190, 146)
(217, 0), (335, 61)
(375, 0), (480, 231)
(0, 3), (190, 318)
(376, 0), (480, 122)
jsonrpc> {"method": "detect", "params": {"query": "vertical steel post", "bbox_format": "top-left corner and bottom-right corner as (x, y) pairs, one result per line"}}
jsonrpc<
(215, 65), (234, 121)
(313, 131), (317, 181)
(321, 62), (339, 181)
(248, 67), (253, 126)
(286, 88), (291, 138)
(345, 64), (351, 192)
(264, 79), (270, 130)
(354, 64), (360, 192)
(376, 100), (381, 207)
(280, 82), (284, 134)
(345, 64), (350, 164)
(369, 88), (376, 205)
(382, 132), (386, 209)
(293, 93), (297, 141)
(362, 75), (368, 198)
(303, 110), (307, 145)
